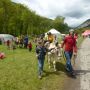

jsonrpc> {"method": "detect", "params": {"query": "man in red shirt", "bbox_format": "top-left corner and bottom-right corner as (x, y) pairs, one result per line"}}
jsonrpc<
(61, 29), (77, 76)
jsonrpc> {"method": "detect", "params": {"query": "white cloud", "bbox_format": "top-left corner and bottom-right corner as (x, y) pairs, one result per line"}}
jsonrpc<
(12, 0), (90, 27)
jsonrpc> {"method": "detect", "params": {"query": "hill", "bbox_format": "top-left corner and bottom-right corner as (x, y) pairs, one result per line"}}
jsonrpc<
(0, 0), (69, 36)
(77, 19), (90, 29)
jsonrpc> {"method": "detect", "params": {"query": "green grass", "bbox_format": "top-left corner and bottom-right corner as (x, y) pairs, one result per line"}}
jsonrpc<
(0, 36), (84, 90)
(0, 43), (66, 90)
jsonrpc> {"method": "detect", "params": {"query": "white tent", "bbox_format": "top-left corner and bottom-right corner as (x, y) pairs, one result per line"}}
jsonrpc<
(45, 28), (62, 42)
(0, 34), (15, 43)
(47, 28), (61, 38)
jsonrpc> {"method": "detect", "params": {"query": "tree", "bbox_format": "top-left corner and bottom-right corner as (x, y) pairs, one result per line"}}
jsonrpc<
(0, 0), (69, 36)
(52, 16), (69, 33)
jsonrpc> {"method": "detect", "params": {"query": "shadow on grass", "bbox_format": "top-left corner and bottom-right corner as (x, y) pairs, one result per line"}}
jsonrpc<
(56, 62), (66, 72)
(43, 62), (75, 78)
(56, 62), (76, 78)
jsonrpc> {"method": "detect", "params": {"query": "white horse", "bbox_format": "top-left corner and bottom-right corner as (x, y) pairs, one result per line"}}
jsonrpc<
(45, 42), (62, 71)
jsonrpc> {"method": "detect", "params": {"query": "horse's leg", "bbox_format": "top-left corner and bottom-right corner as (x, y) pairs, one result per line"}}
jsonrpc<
(52, 53), (57, 71)
(57, 48), (61, 60)
(46, 53), (48, 62)
(53, 60), (56, 71)
(48, 53), (52, 69)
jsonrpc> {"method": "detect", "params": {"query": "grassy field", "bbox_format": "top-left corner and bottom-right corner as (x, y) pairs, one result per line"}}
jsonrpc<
(0, 36), (84, 90)
(0, 42), (67, 90)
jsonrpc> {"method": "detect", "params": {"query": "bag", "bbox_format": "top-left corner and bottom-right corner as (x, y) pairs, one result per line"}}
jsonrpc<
(0, 53), (6, 59)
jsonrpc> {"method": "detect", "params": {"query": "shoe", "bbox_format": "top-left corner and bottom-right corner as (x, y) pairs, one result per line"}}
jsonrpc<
(70, 71), (76, 77)
(38, 75), (42, 79)
(72, 72), (76, 76)
(65, 67), (70, 72)
(71, 74), (76, 79)
(43, 70), (46, 73)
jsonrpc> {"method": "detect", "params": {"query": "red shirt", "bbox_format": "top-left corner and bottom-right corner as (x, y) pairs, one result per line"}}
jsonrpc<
(74, 35), (78, 40)
(74, 34), (78, 42)
(62, 35), (77, 52)
(28, 43), (32, 48)
(7, 40), (10, 46)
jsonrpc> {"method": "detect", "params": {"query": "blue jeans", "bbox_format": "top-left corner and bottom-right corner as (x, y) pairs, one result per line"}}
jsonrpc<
(64, 51), (73, 72)
(38, 59), (44, 76)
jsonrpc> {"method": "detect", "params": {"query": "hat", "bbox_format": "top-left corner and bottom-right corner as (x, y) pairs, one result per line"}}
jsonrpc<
(69, 29), (74, 32)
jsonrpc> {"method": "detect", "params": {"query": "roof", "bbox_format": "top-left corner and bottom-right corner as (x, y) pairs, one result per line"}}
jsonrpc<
(0, 34), (15, 41)
(47, 28), (61, 34)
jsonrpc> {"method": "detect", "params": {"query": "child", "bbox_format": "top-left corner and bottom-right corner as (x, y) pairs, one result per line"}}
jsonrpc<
(28, 41), (32, 51)
(36, 41), (46, 79)
(6, 40), (11, 49)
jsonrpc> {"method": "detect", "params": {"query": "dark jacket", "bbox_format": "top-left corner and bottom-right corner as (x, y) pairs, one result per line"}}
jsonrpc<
(36, 46), (46, 59)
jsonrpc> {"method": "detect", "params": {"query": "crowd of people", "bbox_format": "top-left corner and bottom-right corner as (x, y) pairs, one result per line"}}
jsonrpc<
(0, 29), (78, 79)
(4, 35), (33, 51)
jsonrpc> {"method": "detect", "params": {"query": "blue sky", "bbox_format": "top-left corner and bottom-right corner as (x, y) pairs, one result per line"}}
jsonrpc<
(12, 0), (90, 27)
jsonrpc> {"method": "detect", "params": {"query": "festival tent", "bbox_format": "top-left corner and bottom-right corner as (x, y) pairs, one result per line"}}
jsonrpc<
(82, 30), (90, 36)
(45, 28), (62, 41)
(46, 28), (61, 37)
(0, 34), (15, 43)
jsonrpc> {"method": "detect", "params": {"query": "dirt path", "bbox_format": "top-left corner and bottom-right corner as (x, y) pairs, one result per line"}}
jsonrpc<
(64, 38), (90, 90)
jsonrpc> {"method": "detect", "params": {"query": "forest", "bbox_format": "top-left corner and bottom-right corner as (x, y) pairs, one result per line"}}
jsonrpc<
(0, 0), (69, 36)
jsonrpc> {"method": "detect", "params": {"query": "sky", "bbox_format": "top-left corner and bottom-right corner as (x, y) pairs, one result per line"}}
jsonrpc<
(12, 0), (90, 27)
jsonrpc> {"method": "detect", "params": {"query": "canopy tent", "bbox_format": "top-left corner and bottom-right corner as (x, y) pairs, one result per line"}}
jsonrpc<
(45, 28), (62, 42)
(0, 34), (15, 43)
(46, 28), (61, 37)
(82, 30), (90, 36)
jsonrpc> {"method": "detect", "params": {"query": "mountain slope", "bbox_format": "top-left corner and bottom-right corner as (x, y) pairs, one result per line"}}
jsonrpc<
(77, 19), (90, 29)
(0, 0), (69, 35)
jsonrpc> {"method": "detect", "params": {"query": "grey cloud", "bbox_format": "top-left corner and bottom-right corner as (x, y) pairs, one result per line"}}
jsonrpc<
(82, 0), (90, 3)
(64, 10), (85, 19)
(12, 0), (90, 26)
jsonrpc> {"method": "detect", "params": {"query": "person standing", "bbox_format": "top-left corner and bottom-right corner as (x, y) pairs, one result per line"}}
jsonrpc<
(36, 41), (46, 79)
(24, 35), (28, 48)
(61, 29), (77, 76)
(6, 40), (11, 49)
(28, 41), (32, 51)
